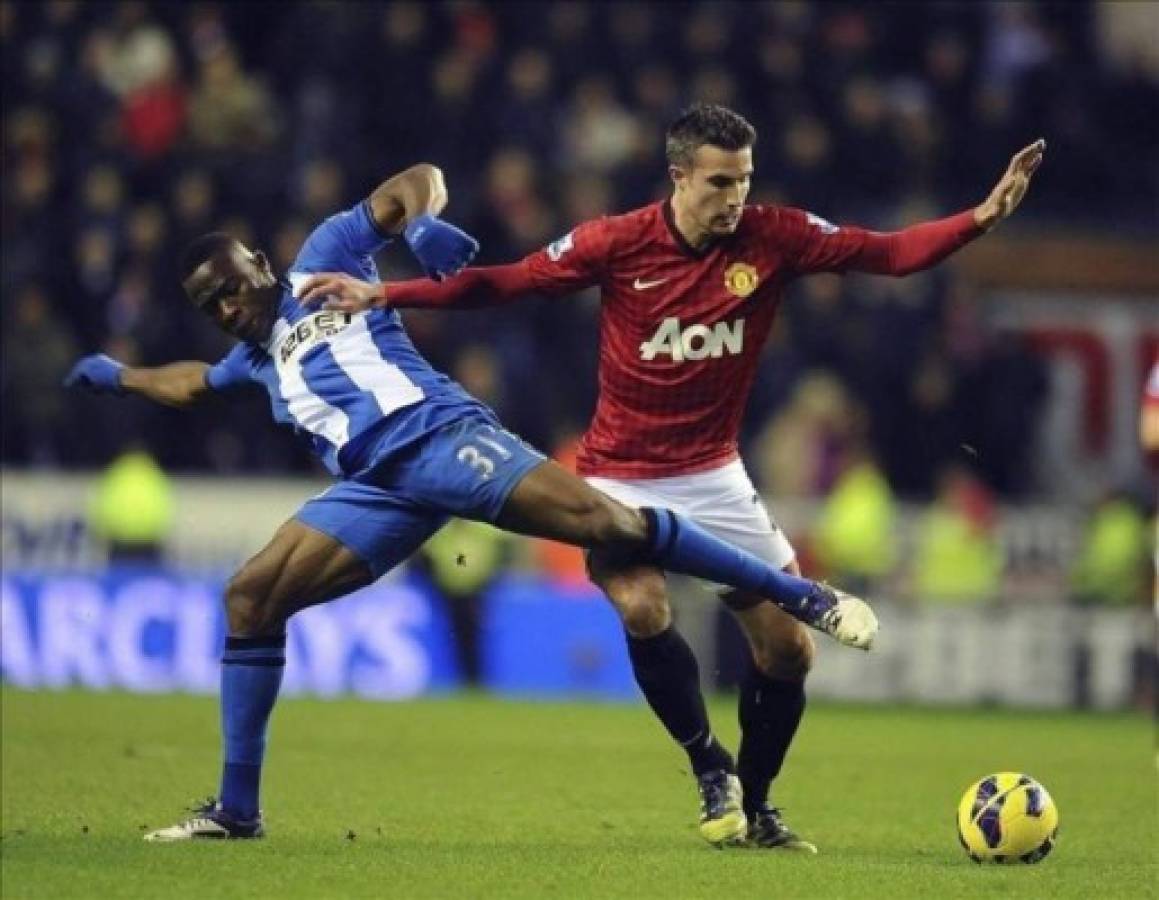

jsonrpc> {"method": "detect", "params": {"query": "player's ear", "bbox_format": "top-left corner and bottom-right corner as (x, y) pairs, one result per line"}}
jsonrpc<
(252, 249), (272, 276)
(669, 164), (688, 193)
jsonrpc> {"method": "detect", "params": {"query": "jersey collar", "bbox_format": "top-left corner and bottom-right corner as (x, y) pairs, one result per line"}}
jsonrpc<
(662, 199), (717, 260)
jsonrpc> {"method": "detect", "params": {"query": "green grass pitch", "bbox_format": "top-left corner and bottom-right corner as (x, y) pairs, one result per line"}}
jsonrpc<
(1, 689), (1154, 899)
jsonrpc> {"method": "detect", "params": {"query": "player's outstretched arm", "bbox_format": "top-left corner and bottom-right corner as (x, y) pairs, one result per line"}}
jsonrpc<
(64, 354), (212, 408)
(806, 138), (1047, 277)
(366, 163), (479, 280)
(792, 139), (1047, 277)
(298, 264), (537, 313)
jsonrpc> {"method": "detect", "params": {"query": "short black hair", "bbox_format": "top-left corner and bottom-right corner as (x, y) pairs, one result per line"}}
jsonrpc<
(179, 232), (236, 283)
(665, 103), (756, 168)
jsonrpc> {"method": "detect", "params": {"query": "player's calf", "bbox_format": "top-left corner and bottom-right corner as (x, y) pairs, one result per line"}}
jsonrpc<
(733, 604), (817, 680)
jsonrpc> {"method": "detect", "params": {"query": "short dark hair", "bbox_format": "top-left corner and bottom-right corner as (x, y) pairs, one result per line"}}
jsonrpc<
(665, 103), (756, 168)
(179, 232), (236, 283)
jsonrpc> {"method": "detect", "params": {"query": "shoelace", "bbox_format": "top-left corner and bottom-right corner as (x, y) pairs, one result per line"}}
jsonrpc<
(751, 805), (789, 828)
(818, 606), (843, 634)
(186, 796), (218, 817)
(698, 776), (729, 815)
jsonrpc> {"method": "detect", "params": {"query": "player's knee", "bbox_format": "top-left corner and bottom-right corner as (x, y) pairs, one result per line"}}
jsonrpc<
(619, 593), (671, 637)
(752, 625), (815, 681)
(224, 569), (282, 636)
(596, 572), (670, 638)
(581, 496), (647, 553)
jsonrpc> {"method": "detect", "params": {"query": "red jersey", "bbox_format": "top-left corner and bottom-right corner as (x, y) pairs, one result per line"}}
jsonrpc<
(388, 201), (982, 478)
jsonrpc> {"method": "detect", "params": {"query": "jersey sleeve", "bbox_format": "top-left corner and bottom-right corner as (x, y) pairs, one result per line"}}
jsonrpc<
(291, 199), (392, 281)
(205, 343), (254, 392)
(772, 207), (876, 275)
(522, 218), (612, 296)
(771, 205), (982, 276)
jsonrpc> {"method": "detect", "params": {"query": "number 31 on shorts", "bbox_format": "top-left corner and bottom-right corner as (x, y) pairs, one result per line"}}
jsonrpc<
(456, 426), (514, 481)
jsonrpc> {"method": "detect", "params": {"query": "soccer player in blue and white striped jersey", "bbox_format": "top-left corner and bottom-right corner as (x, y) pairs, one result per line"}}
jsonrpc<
(65, 162), (876, 843)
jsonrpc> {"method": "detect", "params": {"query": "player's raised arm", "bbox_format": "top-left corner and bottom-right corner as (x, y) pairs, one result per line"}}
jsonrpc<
(366, 163), (479, 280)
(783, 139), (1046, 277)
(297, 263), (537, 313)
(64, 355), (214, 409)
(299, 217), (612, 312)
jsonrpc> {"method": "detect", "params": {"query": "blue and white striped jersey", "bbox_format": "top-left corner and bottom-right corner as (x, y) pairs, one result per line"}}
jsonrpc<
(206, 200), (488, 477)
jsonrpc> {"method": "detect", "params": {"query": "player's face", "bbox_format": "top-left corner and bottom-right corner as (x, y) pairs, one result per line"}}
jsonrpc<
(184, 242), (280, 343)
(671, 145), (753, 238)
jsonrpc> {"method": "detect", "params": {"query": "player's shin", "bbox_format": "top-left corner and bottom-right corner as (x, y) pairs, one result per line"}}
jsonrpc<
(626, 627), (735, 776)
(637, 508), (878, 649)
(219, 635), (286, 820)
(737, 669), (806, 818)
(639, 508), (814, 615)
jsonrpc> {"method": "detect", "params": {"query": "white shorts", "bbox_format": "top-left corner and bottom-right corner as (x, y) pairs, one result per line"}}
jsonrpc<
(586, 459), (796, 587)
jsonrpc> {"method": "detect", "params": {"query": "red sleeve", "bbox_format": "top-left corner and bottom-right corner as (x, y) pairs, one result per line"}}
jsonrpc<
(386, 263), (537, 309)
(523, 217), (612, 294)
(385, 217), (611, 309)
(776, 207), (984, 277)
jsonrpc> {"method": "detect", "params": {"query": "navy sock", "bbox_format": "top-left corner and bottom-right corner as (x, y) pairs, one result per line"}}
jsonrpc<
(627, 627), (735, 776)
(640, 507), (817, 616)
(219, 634), (286, 820)
(737, 669), (806, 817)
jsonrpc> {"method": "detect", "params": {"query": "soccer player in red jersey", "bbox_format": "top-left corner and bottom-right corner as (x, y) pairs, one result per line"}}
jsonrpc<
(301, 104), (1045, 850)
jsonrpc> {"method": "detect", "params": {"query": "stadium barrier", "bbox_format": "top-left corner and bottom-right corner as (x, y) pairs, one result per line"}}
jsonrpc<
(1, 568), (1150, 709)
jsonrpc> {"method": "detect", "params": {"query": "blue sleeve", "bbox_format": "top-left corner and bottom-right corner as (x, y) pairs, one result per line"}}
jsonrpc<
(205, 344), (254, 392)
(291, 199), (393, 282)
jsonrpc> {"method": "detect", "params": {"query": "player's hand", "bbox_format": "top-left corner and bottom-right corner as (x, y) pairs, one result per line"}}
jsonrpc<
(63, 354), (125, 395)
(403, 214), (479, 281)
(297, 272), (384, 313)
(974, 138), (1046, 231)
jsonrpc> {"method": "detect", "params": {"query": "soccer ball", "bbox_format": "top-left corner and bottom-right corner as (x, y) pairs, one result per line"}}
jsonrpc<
(956, 772), (1059, 864)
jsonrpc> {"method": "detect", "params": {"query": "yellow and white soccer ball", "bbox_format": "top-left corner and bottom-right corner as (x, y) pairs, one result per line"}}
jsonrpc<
(956, 772), (1059, 864)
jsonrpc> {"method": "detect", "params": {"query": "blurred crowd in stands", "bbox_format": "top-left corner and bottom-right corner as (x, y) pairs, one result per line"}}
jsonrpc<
(3, 1), (1157, 501)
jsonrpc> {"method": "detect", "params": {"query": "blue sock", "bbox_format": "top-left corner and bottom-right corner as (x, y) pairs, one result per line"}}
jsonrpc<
(219, 634), (286, 820)
(640, 507), (818, 618)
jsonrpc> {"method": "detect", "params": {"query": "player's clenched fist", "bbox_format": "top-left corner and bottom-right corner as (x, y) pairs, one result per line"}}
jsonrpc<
(63, 354), (125, 395)
(404, 214), (479, 281)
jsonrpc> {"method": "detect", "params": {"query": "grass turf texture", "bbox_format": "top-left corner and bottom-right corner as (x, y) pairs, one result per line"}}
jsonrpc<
(2, 689), (1154, 899)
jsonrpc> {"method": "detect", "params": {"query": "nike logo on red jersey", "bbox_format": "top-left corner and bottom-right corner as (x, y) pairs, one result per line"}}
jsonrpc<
(632, 277), (669, 290)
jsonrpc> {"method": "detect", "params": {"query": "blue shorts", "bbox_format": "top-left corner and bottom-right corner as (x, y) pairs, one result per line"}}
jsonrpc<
(296, 415), (546, 578)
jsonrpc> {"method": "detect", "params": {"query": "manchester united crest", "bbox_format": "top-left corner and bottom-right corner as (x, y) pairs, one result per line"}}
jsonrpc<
(724, 262), (759, 298)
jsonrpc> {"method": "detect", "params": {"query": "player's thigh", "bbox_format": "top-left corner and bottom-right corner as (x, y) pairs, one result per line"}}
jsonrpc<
(687, 463), (796, 573)
(380, 416), (618, 540)
(229, 517), (374, 623)
(290, 478), (450, 602)
(495, 459), (642, 547)
(675, 463), (796, 609)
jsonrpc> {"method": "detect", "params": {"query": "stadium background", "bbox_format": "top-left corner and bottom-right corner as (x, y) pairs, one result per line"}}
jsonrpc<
(2, 1), (1157, 707)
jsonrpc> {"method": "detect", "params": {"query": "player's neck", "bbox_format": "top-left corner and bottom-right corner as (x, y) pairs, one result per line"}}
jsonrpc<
(669, 199), (714, 251)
